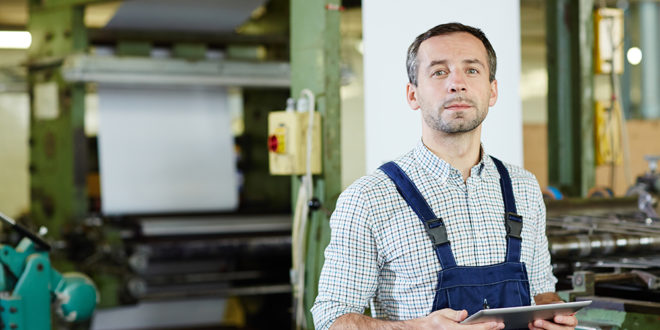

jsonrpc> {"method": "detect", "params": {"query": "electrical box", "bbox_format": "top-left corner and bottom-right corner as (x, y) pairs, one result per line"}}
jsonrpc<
(268, 111), (322, 175)
(594, 100), (622, 166)
(594, 8), (624, 74)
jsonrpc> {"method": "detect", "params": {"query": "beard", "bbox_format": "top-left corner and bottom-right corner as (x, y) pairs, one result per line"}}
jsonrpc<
(422, 96), (487, 134)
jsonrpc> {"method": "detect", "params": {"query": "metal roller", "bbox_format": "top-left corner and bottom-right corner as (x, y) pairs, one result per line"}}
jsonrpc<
(549, 233), (660, 259)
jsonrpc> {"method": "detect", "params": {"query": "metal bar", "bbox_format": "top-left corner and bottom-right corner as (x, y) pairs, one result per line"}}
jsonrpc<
(139, 216), (293, 237)
(61, 54), (291, 87)
(27, 4), (89, 239)
(139, 284), (293, 301)
(549, 233), (660, 259)
(87, 28), (289, 46)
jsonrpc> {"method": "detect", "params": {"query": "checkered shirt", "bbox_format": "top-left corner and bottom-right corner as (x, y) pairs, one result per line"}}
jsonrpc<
(311, 141), (557, 330)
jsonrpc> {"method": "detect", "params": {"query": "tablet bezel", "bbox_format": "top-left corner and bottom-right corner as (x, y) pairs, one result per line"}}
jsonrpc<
(460, 300), (592, 329)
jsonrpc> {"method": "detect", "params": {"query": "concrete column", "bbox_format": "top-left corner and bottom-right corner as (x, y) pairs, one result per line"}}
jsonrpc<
(640, 0), (660, 118)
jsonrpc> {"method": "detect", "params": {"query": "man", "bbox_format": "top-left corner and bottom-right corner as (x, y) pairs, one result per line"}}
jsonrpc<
(311, 23), (578, 330)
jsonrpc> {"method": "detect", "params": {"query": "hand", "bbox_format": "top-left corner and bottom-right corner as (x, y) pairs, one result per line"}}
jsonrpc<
(528, 313), (578, 330)
(418, 308), (504, 329)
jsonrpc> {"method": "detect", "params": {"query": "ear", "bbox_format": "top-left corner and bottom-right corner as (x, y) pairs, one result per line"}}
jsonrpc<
(488, 79), (498, 107)
(406, 83), (421, 110)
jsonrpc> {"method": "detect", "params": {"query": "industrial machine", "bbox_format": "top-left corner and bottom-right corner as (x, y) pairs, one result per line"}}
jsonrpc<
(0, 212), (97, 330)
(545, 196), (660, 328)
(24, 0), (297, 328)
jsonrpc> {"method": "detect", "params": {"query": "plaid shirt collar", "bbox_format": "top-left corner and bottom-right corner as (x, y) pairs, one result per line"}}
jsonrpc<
(413, 140), (499, 185)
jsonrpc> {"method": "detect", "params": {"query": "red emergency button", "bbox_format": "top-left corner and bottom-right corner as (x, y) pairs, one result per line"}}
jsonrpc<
(268, 135), (279, 152)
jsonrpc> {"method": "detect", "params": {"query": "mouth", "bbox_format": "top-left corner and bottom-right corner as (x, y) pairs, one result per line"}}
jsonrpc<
(444, 103), (473, 111)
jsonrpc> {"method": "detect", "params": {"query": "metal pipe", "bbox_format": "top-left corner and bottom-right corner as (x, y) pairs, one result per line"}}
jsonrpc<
(640, 0), (660, 118)
(549, 233), (660, 259)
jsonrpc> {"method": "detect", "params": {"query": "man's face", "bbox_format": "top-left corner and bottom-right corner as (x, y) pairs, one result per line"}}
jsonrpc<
(406, 32), (498, 134)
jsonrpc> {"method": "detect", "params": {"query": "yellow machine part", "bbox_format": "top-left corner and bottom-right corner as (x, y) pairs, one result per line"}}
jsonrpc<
(594, 8), (624, 74)
(594, 100), (623, 166)
(267, 111), (322, 175)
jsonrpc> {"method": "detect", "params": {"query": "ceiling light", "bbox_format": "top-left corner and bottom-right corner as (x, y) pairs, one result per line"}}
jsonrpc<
(0, 31), (32, 49)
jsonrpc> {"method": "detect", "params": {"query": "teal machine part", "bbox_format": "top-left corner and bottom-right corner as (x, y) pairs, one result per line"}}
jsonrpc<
(0, 212), (98, 329)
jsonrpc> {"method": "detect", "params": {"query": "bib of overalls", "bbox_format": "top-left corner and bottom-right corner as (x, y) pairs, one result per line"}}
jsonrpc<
(379, 157), (531, 317)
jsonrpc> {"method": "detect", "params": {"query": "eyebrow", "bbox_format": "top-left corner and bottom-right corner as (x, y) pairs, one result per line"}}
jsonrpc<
(427, 58), (486, 70)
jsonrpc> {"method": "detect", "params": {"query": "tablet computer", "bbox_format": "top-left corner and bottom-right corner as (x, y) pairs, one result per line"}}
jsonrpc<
(460, 300), (591, 329)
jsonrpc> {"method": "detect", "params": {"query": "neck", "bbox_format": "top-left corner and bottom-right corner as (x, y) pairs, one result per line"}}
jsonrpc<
(422, 126), (482, 182)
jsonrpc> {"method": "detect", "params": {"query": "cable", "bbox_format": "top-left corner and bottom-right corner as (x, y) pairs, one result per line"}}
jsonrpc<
(291, 89), (316, 329)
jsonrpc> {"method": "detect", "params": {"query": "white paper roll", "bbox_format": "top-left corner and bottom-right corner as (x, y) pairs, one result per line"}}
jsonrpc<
(97, 84), (238, 215)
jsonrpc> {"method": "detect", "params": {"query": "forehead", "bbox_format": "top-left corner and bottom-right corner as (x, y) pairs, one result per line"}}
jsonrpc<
(417, 32), (488, 64)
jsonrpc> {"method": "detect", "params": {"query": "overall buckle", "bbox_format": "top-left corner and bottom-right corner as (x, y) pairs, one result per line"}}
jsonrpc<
(424, 218), (449, 246)
(505, 212), (523, 239)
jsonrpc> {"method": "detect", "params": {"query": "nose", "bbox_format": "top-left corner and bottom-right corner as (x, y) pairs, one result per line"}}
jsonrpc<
(448, 71), (467, 93)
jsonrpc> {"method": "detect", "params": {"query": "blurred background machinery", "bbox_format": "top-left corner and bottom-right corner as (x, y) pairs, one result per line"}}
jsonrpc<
(1, 0), (660, 329)
(0, 212), (98, 330)
(544, 161), (660, 329)
(4, 0), (298, 328)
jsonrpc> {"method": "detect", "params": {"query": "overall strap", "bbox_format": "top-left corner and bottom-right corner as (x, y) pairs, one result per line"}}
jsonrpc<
(490, 157), (523, 263)
(379, 162), (457, 268)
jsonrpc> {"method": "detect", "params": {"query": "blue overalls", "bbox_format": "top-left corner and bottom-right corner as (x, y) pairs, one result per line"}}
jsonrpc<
(379, 157), (531, 316)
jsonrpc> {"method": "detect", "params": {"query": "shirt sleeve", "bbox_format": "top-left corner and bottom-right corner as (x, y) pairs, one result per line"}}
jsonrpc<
(311, 185), (380, 330)
(527, 183), (558, 298)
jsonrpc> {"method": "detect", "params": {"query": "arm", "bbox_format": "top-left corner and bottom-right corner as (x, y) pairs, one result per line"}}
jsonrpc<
(331, 309), (504, 330)
(534, 292), (563, 305)
(527, 184), (558, 299)
(528, 184), (577, 330)
(311, 188), (380, 330)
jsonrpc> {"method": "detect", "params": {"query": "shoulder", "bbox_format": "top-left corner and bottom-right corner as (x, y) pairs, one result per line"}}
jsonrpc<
(490, 156), (540, 189)
(489, 156), (545, 217)
(338, 150), (417, 209)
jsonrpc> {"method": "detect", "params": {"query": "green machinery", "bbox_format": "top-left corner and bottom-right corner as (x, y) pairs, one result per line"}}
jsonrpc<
(290, 0), (342, 326)
(26, 0), (293, 314)
(0, 212), (97, 330)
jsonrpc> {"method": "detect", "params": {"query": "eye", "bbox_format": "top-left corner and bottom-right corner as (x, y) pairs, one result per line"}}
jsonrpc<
(467, 68), (479, 74)
(432, 70), (447, 77)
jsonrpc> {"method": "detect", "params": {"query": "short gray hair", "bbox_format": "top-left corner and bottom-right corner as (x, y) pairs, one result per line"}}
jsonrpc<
(406, 22), (497, 85)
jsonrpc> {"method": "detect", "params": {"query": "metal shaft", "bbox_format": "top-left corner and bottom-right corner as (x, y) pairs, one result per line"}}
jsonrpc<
(549, 233), (660, 259)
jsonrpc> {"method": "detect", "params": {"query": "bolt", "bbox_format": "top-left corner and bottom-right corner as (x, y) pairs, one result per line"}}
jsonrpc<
(9, 323), (16, 329)
(9, 307), (16, 313)
(0, 306), (3, 311)
(308, 198), (322, 211)
(37, 264), (43, 271)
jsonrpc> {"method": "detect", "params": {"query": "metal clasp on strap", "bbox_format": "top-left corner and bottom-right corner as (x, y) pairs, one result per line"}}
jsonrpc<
(505, 212), (523, 239)
(424, 218), (449, 246)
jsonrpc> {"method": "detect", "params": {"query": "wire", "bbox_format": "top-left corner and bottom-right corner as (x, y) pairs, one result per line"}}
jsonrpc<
(291, 88), (316, 329)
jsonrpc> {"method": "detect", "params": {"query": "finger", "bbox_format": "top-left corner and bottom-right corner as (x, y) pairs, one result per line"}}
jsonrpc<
(533, 319), (572, 330)
(464, 321), (504, 330)
(435, 308), (468, 322)
(554, 314), (578, 327)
